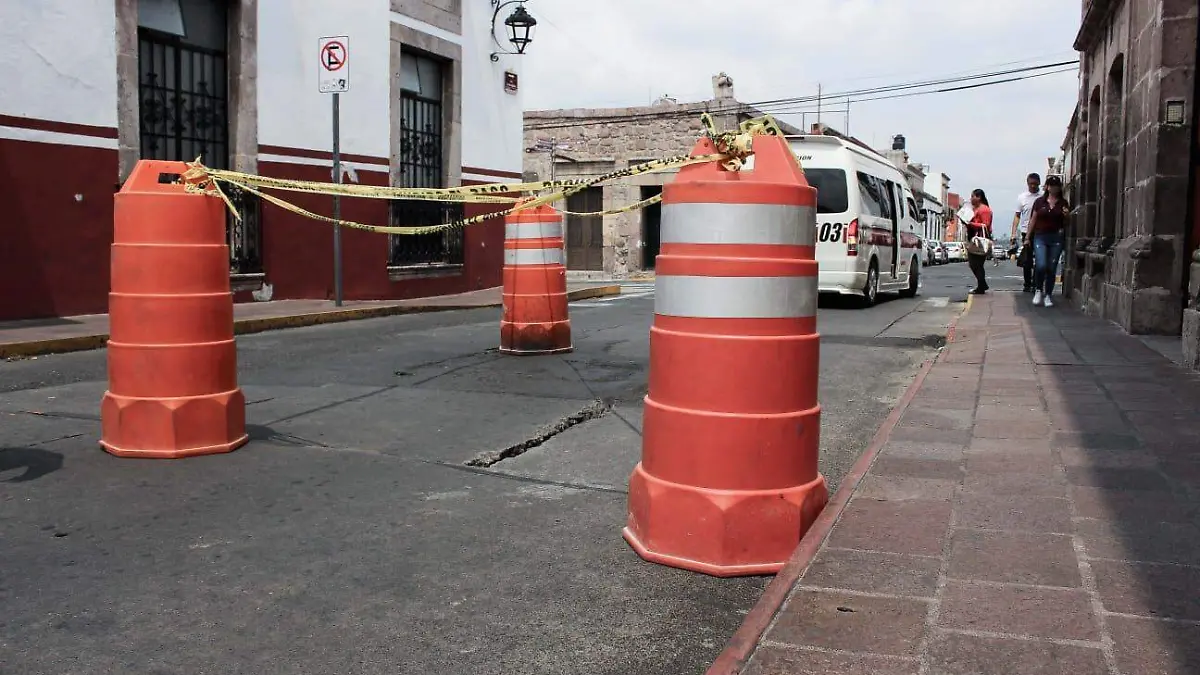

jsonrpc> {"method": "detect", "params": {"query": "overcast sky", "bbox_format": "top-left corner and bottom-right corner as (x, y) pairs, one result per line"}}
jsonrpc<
(520, 0), (1081, 218)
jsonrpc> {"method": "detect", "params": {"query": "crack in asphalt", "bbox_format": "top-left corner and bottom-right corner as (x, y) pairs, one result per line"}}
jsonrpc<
(262, 350), (500, 426)
(5, 410), (101, 422)
(463, 399), (611, 468)
(558, 357), (645, 438)
(427, 460), (628, 495)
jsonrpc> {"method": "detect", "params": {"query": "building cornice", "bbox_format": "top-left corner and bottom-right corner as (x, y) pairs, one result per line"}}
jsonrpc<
(1073, 0), (1116, 51)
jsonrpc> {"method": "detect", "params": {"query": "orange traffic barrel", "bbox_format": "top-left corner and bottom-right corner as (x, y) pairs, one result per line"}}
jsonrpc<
(500, 203), (573, 354)
(623, 134), (828, 577)
(100, 160), (248, 459)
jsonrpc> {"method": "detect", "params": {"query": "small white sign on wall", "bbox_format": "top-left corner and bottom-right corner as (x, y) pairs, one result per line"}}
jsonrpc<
(318, 36), (350, 93)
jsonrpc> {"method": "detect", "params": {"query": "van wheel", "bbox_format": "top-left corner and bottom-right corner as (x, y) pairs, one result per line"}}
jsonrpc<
(899, 257), (920, 298)
(861, 261), (880, 307)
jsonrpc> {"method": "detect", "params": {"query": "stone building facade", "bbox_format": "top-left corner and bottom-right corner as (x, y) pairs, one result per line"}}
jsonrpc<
(1063, 0), (1199, 338)
(883, 136), (952, 243)
(522, 73), (801, 277)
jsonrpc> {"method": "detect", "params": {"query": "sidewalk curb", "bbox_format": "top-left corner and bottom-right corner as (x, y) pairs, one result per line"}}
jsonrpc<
(706, 300), (971, 675)
(1, 285), (621, 359)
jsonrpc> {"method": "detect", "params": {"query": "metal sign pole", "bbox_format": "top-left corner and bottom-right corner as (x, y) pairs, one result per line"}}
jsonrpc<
(332, 92), (343, 307)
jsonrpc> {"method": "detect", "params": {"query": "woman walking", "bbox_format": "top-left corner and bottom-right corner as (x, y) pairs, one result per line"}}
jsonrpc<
(965, 189), (993, 295)
(1025, 175), (1070, 307)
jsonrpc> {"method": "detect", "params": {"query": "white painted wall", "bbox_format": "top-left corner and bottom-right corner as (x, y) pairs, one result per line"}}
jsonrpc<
(921, 193), (944, 241)
(924, 171), (950, 209)
(461, 0), (524, 175)
(2, 0), (522, 176)
(257, 0), (391, 160)
(257, 0), (522, 175)
(1, 0), (118, 128)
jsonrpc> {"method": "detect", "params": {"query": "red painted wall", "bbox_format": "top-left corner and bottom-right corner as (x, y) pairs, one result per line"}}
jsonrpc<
(0, 138), (117, 321)
(0, 135), (509, 322)
(256, 162), (507, 301)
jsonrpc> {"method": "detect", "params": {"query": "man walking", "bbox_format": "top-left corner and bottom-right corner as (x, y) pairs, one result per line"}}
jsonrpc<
(1012, 173), (1041, 292)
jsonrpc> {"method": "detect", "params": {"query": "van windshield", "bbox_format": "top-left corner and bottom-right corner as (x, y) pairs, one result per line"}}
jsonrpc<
(802, 168), (849, 214)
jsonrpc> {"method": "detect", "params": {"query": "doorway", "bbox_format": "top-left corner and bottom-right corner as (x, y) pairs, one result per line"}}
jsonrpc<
(641, 186), (662, 269)
(1187, 31), (1200, 300)
(884, 180), (901, 278)
(565, 187), (604, 271)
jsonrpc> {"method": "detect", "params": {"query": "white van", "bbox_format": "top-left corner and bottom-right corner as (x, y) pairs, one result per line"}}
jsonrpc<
(745, 134), (924, 306)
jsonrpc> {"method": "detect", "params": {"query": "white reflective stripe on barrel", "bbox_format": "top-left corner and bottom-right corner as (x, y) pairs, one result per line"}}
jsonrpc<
(504, 247), (565, 266)
(505, 221), (564, 240)
(660, 202), (815, 247)
(655, 275), (818, 318)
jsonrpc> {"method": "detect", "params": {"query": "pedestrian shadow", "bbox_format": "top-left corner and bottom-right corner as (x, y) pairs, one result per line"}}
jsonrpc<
(0, 447), (65, 482)
(246, 423), (330, 449)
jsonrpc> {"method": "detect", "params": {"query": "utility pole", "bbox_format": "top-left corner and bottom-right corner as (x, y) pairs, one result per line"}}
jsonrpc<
(816, 83), (822, 126)
(845, 96), (850, 135)
(331, 91), (343, 307)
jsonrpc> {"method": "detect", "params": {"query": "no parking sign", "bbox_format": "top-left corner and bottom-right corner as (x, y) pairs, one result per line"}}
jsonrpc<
(318, 36), (350, 93)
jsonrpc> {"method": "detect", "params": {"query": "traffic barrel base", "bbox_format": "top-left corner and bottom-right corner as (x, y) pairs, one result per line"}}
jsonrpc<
(100, 390), (248, 459)
(500, 204), (573, 355)
(625, 467), (827, 577)
(100, 159), (248, 459)
(623, 134), (829, 576)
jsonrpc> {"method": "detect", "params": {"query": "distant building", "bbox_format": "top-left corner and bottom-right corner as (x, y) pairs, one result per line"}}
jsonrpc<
(946, 193), (964, 241)
(922, 170), (951, 242)
(881, 136), (950, 242)
(523, 73), (802, 278)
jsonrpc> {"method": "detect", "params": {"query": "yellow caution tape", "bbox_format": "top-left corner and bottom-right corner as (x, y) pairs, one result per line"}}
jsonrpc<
(552, 192), (663, 217)
(180, 113), (785, 235)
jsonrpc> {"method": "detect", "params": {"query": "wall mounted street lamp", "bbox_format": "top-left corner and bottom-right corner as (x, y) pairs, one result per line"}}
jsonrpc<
(490, 1), (537, 62)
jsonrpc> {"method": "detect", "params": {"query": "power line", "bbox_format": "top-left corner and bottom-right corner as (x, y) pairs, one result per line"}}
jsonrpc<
(749, 67), (1078, 118)
(525, 60), (1078, 130)
(826, 50), (1078, 87)
(524, 59), (1079, 132)
(751, 60), (1079, 107)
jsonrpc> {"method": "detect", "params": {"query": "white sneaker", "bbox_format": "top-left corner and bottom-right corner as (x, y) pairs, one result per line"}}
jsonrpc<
(1043, 294), (1054, 308)
(1032, 291), (1044, 306)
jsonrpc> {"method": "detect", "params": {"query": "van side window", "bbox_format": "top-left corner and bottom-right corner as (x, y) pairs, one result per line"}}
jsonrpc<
(856, 172), (884, 218)
(876, 178), (894, 220)
(906, 197), (919, 220)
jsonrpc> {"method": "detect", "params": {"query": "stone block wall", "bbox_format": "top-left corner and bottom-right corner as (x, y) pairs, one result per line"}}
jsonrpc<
(1071, 0), (1197, 335)
(522, 101), (738, 277)
(1182, 257), (1200, 368)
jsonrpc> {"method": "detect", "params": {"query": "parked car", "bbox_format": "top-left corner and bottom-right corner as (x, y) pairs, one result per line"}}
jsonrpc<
(923, 240), (938, 266)
(943, 241), (967, 262)
(932, 242), (948, 264)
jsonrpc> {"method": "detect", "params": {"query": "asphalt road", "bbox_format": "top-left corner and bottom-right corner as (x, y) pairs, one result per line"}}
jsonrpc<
(1, 262), (976, 675)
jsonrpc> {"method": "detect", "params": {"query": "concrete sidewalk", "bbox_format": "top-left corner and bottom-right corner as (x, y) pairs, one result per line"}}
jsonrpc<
(714, 291), (1200, 675)
(0, 282), (619, 358)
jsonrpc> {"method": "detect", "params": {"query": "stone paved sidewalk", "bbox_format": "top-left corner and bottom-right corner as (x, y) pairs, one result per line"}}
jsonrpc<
(739, 292), (1200, 675)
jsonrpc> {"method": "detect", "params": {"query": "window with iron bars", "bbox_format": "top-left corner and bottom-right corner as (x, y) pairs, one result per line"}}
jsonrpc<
(136, 0), (262, 275)
(389, 50), (462, 268)
(223, 184), (264, 274)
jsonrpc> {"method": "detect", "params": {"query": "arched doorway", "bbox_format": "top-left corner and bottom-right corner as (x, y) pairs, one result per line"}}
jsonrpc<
(1101, 55), (1125, 241)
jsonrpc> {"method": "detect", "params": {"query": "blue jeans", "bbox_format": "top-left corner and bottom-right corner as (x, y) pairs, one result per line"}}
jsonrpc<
(1032, 231), (1064, 296)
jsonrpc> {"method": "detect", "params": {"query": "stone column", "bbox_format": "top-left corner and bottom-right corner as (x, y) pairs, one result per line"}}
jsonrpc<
(1183, 251), (1200, 370)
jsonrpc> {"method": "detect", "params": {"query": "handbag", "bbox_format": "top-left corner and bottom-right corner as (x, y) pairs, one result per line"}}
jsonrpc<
(965, 236), (992, 256)
(1017, 242), (1033, 268)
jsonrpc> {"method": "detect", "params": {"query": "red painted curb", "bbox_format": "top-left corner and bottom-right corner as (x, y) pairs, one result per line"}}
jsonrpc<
(705, 300), (970, 675)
